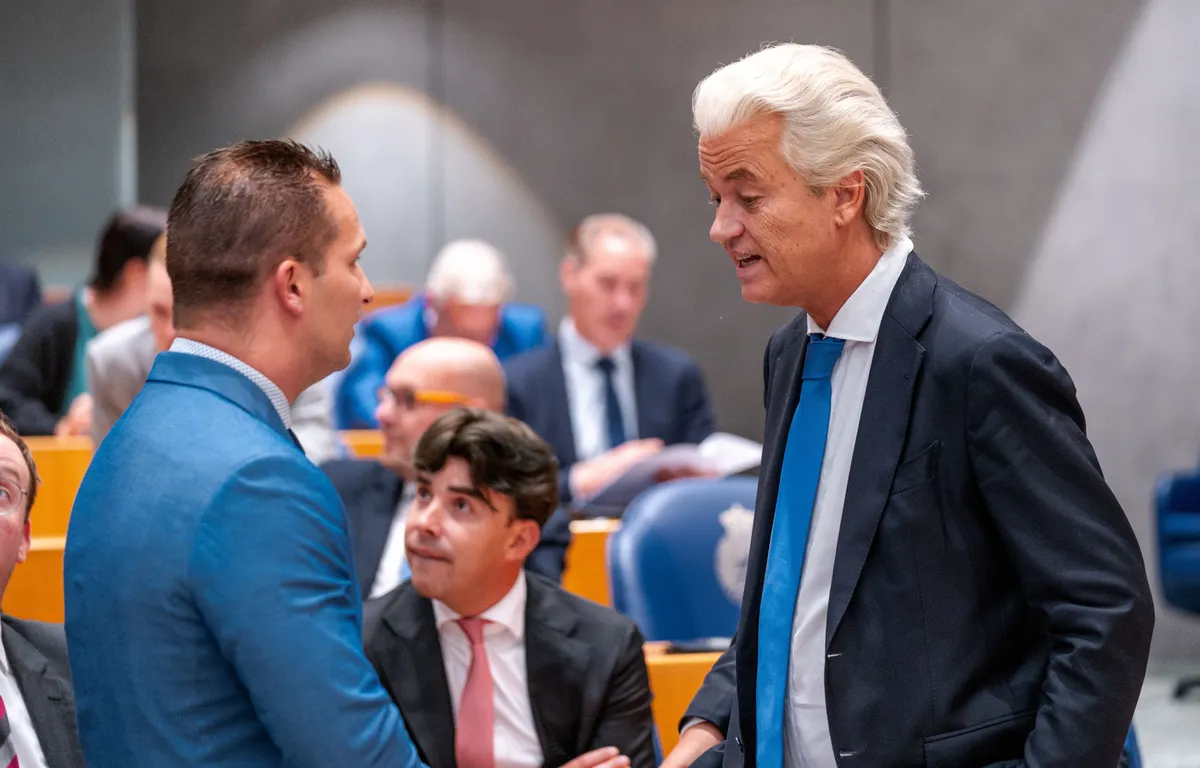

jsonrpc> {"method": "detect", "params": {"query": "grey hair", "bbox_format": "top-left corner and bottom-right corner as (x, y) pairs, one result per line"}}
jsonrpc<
(424, 239), (514, 305)
(568, 213), (658, 264)
(692, 43), (923, 249)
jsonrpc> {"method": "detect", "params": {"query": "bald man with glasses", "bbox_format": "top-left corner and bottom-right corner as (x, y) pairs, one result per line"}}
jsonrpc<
(322, 338), (572, 598)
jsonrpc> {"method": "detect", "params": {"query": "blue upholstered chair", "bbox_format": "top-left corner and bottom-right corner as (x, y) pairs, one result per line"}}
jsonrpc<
(607, 477), (757, 642)
(1154, 471), (1200, 699)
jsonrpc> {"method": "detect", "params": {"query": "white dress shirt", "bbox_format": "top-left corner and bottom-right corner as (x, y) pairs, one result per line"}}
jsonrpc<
(433, 571), (543, 768)
(558, 319), (639, 461)
(369, 485), (416, 599)
(0, 627), (50, 768)
(784, 236), (913, 768)
(169, 338), (292, 429)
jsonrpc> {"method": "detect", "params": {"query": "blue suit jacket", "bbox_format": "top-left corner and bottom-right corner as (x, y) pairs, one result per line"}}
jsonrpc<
(335, 294), (547, 428)
(63, 352), (425, 768)
(503, 338), (715, 504)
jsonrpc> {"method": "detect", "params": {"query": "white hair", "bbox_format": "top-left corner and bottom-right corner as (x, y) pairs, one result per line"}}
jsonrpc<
(692, 43), (923, 249)
(424, 239), (514, 305)
(569, 213), (658, 264)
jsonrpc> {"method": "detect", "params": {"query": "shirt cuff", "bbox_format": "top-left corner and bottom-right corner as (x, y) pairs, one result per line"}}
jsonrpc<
(680, 717), (710, 736)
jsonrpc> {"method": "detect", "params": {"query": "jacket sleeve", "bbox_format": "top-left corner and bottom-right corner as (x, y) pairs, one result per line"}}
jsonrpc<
(586, 624), (658, 768)
(189, 454), (426, 768)
(967, 330), (1154, 768)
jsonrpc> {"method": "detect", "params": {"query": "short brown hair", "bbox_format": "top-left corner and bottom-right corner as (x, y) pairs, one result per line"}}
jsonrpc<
(0, 411), (37, 518)
(166, 139), (342, 328)
(89, 206), (168, 292)
(414, 409), (559, 527)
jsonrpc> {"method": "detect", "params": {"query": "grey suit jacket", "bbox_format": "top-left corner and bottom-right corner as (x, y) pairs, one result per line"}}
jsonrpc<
(86, 316), (345, 463)
(2, 615), (84, 768)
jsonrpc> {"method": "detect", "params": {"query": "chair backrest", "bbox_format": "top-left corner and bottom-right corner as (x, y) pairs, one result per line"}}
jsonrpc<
(607, 477), (757, 642)
(1154, 471), (1200, 614)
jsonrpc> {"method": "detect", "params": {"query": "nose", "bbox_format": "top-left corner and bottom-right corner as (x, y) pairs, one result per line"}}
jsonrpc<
(709, 201), (743, 245)
(359, 269), (375, 306)
(407, 498), (442, 536)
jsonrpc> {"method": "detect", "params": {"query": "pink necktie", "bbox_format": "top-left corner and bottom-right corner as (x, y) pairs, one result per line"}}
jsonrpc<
(455, 618), (495, 768)
(0, 693), (20, 767)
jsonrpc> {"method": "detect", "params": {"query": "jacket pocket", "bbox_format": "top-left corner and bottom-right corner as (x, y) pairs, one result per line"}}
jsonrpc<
(890, 440), (940, 494)
(922, 709), (1035, 768)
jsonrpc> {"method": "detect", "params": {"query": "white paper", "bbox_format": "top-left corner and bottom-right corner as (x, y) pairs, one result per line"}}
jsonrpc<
(575, 432), (762, 515)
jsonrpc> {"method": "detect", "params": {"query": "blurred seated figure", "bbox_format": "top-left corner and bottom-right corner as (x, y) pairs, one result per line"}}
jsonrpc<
(363, 408), (657, 768)
(504, 214), (715, 509)
(335, 239), (547, 429)
(86, 234), (342, 462)
(0, 207), (165, 435)
(0, 411), (86, 767)
(323, 337), (570, 595)
(0, 263), (42, 363)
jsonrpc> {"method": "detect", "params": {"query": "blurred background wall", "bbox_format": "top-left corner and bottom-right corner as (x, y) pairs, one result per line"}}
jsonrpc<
(9, 0), (1200, 662)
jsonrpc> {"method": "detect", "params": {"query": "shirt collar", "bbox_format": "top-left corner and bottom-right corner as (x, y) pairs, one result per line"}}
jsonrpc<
(807, 235), (914, 342)
(168, 337), (293, 429)
(432, 569), (527, 640)
(558, 317), (632, 370)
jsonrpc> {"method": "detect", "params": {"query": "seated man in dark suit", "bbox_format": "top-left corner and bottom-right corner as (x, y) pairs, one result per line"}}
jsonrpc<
(363, 408), (656, 768)
(0, 208), (165, 436)
(0, 263), (41, 362)
(505, 214), (716, 508)
(323, 337), (570, 596)
(0, 411), (85, 767)
(335, 239), (547, 429)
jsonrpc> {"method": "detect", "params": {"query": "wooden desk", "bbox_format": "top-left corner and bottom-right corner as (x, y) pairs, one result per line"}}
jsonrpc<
(644, 643), (721, 754)
(25, 436), (93, 538)
(2, 537), (65, 623)
(365, 285), (414, 311)
(341, 430), (384, 458)
(561, 519), (619, 606)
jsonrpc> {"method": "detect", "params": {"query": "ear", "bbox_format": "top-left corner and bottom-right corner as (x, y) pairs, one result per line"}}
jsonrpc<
(274, 258), (307, 319)
(831, 169), (867, 228)
(16, 517), (29, 565)
(559, 256), (579, 293)
(507, 518), (541, 562)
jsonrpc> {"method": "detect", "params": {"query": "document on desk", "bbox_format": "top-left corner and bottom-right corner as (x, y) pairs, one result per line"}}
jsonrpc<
(577, 432), (763, 514)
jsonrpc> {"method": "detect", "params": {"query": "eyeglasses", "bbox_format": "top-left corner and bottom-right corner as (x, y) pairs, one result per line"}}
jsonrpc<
(0, 477), (27, 517)
(377, 386), (473, 411)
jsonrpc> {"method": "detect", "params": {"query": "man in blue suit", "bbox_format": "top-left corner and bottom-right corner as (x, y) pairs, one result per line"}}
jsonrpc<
(668, 44), (1153, 768)
(64, 140), (425, 767)
(335, 239), (547, 429)
(504, 214), (715, 509)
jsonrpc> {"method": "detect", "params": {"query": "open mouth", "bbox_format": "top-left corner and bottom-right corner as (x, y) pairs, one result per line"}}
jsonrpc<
(735, 255), (761, 268)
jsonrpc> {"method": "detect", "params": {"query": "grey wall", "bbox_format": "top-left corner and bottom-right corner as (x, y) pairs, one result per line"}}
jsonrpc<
(133, 0), (1197, 661)
(0, 0), (135, 285)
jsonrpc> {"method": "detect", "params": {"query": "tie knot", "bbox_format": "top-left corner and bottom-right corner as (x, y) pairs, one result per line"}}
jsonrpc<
(801, 334), (844, 381)
(595, 356), (616, 375)
(457, 617), (488, 645)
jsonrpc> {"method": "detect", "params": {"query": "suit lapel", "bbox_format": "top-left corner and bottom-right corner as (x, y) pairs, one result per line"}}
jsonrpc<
(379, 591), (457, 768)
(3, 622), (77, 767)
(631, 341), (664, 441)
(547, 341), (578, 466)
(525, 578), (590, 767)
(735, 324), (809, 728)
(825, 255), (935, 647)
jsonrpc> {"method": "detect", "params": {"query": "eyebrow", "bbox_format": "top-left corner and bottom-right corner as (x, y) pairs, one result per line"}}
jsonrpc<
(725, 168), (759, 182)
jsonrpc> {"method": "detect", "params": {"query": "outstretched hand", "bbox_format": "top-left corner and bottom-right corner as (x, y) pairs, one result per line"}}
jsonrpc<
(562, 746), (631, 768)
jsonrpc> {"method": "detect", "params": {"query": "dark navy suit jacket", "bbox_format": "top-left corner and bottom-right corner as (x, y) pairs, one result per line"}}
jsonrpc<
(321, 457), (573, 591)
(503, 338), (715, 504)
(687, 254), (1153, 768)
(63, 353), (424, 768)
(335, 293), (547, 428)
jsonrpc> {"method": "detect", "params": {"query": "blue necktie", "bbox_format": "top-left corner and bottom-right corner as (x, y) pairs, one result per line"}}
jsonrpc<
(596, 357), (626, 450)
(756, 334), (844, 768)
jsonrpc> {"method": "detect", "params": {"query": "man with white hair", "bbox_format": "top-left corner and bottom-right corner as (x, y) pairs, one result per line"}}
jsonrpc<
(335, 239), (547, 428)
(669, 44), (1153, 768)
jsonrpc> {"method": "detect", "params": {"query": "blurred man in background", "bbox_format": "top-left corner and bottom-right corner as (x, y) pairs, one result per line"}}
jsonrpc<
(336, 239), (547, 429)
